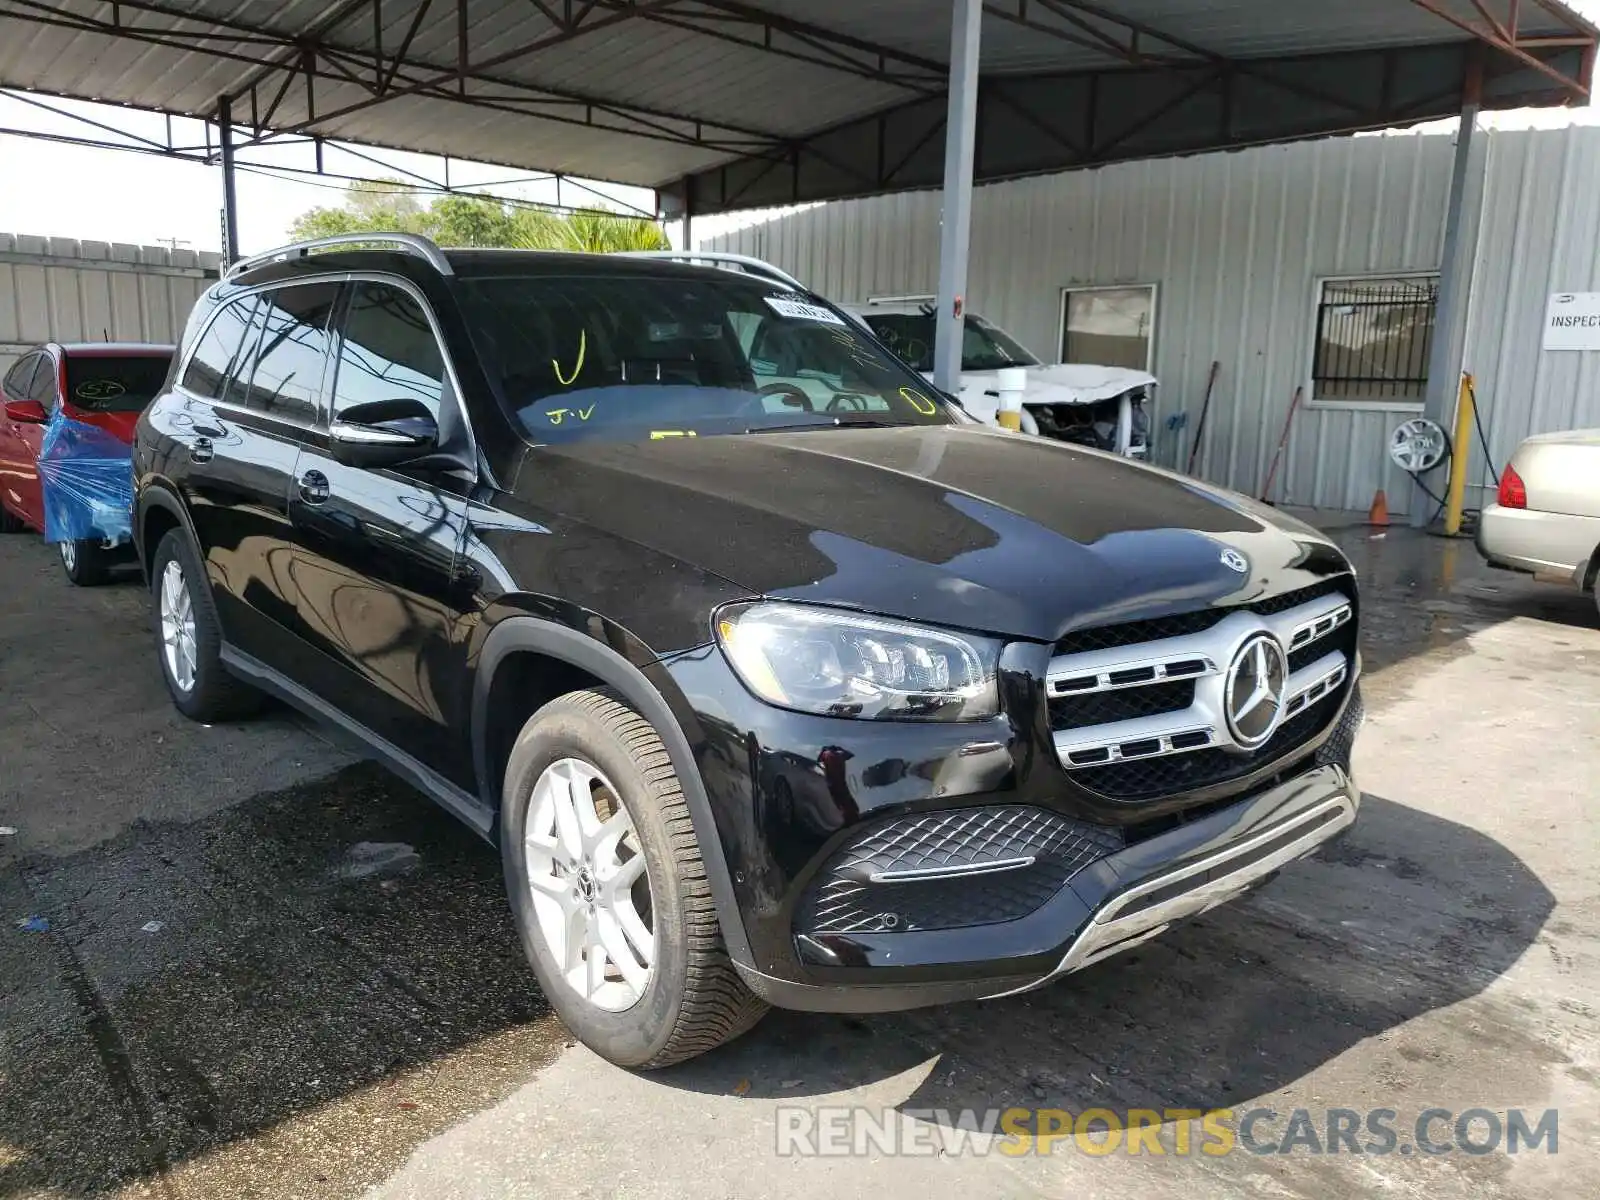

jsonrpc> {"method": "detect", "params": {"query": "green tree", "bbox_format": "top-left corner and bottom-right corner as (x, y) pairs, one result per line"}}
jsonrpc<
(430, 194), (520, 247)
(287, 181), (669, 253)
(288, 180), (427, 241)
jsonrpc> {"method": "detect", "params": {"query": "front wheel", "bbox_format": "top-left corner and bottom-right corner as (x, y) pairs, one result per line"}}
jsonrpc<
(501, 690), (767, 1069)
(59, 539), (110, 586)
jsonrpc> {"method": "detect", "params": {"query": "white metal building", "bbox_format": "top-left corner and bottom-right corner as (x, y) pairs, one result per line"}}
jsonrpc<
(0, 235), (221, 377)
(706, 124), (1600, 517)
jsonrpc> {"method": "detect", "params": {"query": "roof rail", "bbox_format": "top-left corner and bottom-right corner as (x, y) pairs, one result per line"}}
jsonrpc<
(618, 251), (805, 291)
(225, 232), (454, 279)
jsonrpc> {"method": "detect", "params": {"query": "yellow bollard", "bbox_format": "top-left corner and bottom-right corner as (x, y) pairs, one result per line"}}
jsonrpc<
(1443, 373), (1475, 536)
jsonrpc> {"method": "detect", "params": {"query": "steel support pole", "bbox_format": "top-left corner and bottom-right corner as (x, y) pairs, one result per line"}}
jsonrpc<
(1413, 55), (1481, 526)
(217, 95), (240, 266)
(932, 0), (982, 399)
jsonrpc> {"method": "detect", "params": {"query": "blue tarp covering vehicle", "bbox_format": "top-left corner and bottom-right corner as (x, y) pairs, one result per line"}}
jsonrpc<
(36, 408), (134, 548)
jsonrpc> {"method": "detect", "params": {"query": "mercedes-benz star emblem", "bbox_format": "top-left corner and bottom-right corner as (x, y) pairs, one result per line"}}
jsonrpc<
(1220, 548), (1249, 574)
(1224, 633), (1288, 749)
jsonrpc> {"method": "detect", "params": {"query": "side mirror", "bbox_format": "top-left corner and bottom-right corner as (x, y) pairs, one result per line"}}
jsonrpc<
(329, 398), (439, 469)
(3, 399), (48, 424)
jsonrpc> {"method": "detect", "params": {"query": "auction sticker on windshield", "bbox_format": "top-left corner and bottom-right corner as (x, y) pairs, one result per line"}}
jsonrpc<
(765, 297), (845, 325)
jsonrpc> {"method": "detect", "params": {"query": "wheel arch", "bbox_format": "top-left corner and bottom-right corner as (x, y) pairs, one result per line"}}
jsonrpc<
(1582, 539), (1600, 593)
(134, 481), (198, 586)
(472, 614), (755, 968)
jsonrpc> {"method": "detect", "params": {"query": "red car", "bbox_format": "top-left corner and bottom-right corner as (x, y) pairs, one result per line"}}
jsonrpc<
(1, 342), (175, 584)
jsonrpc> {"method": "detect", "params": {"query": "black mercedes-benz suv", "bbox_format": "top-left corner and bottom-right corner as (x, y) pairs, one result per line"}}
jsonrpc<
(132, 234), (1362, 1069)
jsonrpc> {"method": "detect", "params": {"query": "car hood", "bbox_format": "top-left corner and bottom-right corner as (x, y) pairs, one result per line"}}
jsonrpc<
(513, 426), (1350, 643)
(950, 363), (1158, 407)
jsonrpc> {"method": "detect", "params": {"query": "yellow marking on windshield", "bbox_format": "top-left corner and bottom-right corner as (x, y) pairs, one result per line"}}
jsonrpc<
(650, 430), (698, 439)
(547, 404), (598, 426)
(900, 386), (939, 416)
(553, 329), (587, 387)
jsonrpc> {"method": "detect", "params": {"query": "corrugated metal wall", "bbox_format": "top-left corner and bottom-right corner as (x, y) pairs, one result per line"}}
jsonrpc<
(707, 127), (1600, 516)
(0, 233), (220, 378)
(1461, 126), (1600, 503)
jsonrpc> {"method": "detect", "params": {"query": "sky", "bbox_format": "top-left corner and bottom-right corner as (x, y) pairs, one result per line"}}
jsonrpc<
(0, 96), (659, 256)
(2, 1), (1599, 256)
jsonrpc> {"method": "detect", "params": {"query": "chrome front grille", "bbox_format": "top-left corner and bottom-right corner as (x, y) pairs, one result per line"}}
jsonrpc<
(1049, 582), (1355, 799)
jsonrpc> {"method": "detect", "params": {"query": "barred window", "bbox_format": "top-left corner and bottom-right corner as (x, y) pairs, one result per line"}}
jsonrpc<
(1312, 276), (1438, 402)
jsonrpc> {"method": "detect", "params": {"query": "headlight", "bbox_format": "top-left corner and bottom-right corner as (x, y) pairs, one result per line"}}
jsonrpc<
(715, 602), (1000, 721)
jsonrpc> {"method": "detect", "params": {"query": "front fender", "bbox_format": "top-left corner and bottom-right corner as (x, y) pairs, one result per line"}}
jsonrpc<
(470, 614), (755, 969)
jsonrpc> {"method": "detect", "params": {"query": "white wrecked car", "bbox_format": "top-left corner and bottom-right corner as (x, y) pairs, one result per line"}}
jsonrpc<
(846, 296), (1156, 457)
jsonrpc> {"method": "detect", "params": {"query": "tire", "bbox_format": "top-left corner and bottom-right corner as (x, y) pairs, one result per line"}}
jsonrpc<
(0, 503), (23, 534)
(59, 538), (111, 586)
(500, 689), (767, 1069)
(149, 528), (263, 722)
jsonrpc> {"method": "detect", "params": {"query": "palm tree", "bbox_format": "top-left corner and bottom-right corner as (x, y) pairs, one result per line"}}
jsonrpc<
(512, 208), (669, 253)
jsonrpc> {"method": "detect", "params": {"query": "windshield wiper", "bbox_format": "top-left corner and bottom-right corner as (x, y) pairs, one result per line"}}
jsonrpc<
(744, 415), (906, 433)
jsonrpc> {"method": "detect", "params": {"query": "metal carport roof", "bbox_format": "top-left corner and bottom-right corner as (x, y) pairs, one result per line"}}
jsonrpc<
(0, 1), (1594, 216)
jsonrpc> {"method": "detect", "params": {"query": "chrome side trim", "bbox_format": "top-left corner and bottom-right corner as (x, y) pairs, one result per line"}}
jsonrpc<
(984, 790), (1358, 999)
(869, 855), (1037, 884)
(328, 420), (418, 445)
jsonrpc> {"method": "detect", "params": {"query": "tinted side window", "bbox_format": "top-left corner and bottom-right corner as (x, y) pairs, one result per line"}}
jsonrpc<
(181, 296), (260, 401)
(25, 354), (58, 407)
(331, 282), (445, 423)
(239, 283), (338, 424)
(3, 353), (40, 399)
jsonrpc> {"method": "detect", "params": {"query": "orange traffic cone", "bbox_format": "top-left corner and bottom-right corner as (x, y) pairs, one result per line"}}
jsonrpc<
(1367, 488), (1390, 527)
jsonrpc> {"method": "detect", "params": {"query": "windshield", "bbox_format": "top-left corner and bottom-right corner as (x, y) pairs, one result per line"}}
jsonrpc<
(861, 312), (1040, 373)
(456, 273), (955, 443)
(65, 354), (172, 413)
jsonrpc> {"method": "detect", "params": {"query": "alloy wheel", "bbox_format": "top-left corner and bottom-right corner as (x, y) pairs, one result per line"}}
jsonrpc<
(523, 757), (655, 1012)
(158, 558), (198, 693)
(59, 541), (76, 574)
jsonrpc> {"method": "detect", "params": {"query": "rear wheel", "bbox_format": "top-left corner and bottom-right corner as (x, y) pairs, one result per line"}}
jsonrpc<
(150, 529), (263, 721)
(59, 539), (111, 586)
(501, 689), (766, 1069)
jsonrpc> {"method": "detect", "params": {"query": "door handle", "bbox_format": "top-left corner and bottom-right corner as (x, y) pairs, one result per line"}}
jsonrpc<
(190, 436), (213, 463)
(298, 468), (330, 505)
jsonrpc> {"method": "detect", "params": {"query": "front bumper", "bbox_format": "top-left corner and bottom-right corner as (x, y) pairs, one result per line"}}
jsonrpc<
(732, 760), (1359, 1012)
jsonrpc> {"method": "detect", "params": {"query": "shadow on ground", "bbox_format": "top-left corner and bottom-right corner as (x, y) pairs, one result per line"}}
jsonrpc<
(654, 790), (1556, 1123)
(0, 765), (566, 1197)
